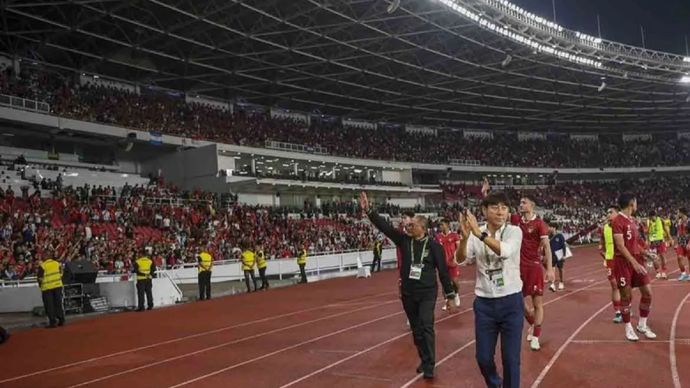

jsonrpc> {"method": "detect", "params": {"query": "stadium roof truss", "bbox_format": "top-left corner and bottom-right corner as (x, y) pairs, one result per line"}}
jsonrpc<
(2, 0), (690, 132)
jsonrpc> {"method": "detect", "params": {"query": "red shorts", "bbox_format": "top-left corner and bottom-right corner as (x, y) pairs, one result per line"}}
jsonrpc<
(675, 244), (689, 257)
(605, 260), (615, 281)
(521, 265), (544, 297)
(613, 257), (650, 289)
(650, 241), (667, 254)
(447, 265), (460, 279)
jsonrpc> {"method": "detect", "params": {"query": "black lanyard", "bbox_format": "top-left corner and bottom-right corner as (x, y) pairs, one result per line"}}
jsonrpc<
(410, 237), (429, 266)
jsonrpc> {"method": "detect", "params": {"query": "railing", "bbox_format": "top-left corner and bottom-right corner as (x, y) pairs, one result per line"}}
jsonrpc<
(0, 94), (50, 113)
(264, 140), (328, 156)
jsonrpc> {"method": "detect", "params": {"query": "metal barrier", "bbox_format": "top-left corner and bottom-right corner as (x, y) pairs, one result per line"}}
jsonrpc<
(0, 94), (50, 113)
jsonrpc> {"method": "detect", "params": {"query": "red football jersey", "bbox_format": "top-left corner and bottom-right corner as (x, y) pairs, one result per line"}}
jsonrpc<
(436, 231), (460, 267)
(518, 216), (549, 267)
(612, 213), (642, 262)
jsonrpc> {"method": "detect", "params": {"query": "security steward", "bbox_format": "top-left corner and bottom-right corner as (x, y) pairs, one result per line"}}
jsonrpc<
(297, 246), (308, 284)
(37, 255), (65, 328)
(241, 245), (258, 293)
(133, 249), (156, 311)
(197, 249), (213, 300)
(371, 239), (383, 273)
(360, 192), (456, 380)
(256, 243), (269, 290)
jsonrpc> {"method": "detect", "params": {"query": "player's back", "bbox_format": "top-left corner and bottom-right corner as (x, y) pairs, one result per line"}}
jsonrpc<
(612, 214), (641, 261)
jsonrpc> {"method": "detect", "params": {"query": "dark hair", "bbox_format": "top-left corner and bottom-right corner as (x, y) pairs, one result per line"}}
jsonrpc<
(482, 192), (510, 208)
(521, 195), (538, 207)
(402, 211), (415, 218)
(439, 218), (450, 225)
(607, 205), (620, 212)
(548, 220), (559, 228)
(617, 192), (636, 210)
(680, 208), (688, 216)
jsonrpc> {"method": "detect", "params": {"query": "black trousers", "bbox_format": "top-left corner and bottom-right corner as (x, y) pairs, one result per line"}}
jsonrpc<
(198, 271), (212, 300)
(371, 255), (381, 272)
(401, 291), (437, 373)
(136, 279), (153, 310)
(42, 287), (65, 325)
(259, 267), (269, 289)
(298, 263), (307, 283)
(244, 270), (257, 292)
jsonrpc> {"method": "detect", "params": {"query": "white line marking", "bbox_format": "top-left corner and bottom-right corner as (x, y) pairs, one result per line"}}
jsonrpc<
(66, 296), (408, 388)
(670, 290), (690, 388)
(308, 349), (359, 355)
(330, 372), (393, 382)
(167, 308), (414, 388)
(531, 269), (680, 388)
(399, 274), (609, 388)
(278, 305), (475, 388)
(0, 291), (395, 384)
(399, 340), (476, 388)
(530, 303), (610, 388)
(572, 339), (671, 344)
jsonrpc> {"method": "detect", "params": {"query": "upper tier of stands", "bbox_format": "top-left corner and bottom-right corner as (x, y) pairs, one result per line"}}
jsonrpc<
(2, 66), (690, 169)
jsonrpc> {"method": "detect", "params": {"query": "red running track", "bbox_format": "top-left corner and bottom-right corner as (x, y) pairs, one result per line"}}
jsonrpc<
(1, 246), (689, 388)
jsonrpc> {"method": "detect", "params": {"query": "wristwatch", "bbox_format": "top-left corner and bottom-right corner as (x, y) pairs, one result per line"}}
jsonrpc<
(479, 232), (489, 242)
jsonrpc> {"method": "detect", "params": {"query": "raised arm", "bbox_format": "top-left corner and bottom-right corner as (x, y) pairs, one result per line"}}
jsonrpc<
(359, 192), (404, 245)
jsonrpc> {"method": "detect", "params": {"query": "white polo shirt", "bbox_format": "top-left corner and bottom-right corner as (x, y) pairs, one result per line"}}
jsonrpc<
(466, 223), (523, 298)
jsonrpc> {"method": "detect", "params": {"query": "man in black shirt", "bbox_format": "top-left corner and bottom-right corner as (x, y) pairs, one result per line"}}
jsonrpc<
(360, 192), (456, 379)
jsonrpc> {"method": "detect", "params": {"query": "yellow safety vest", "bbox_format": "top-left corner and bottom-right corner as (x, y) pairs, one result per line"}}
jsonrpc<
(663, 218), (672, 238)
(135, 257), (153, 280)
(39, 259), (63, 291)
(650, 217), (664, 242)
(256, 251), (267, 269)
(603, 225), (614, 260)
(198, 251), (213, 273)
(297, 250), (307, 265)
(241, 251), (255, 271)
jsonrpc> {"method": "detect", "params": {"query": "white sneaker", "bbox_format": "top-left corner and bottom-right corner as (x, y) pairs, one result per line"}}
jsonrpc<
(656, 273), (662, 279)
(558, 282), (565, 290)
(441, 305), (448, 311)
(625, 324), (639, 342)
(548, 283), (557, 292)
(529, 336), (541, 351)
(526, 325), (533, 342)
(637, 325), (657, 339)
(454, 294), (461, 307)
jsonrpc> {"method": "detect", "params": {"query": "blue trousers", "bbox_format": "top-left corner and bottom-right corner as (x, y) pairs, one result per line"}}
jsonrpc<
(473, 292), (524, 388)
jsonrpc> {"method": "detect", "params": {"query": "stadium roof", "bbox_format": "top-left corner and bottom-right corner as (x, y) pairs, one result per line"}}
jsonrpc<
(2, 0), (690, 132)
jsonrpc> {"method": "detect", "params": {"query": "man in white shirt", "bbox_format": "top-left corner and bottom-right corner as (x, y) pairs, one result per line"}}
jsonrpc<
(456, 192), (523, 388)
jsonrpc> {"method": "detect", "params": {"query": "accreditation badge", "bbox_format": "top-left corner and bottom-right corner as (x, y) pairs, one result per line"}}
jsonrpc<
(409, 264), (423, 280)
(486, 268), (505, 290)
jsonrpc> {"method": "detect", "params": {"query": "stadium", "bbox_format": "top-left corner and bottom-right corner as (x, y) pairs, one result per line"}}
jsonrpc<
(0, 0), (689, 386)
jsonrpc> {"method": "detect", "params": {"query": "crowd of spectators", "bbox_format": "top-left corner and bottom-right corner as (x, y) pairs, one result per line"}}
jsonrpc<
(3, 66), (690, 169)
(440, 177), (690, 236)
(0, 174), (385, 281)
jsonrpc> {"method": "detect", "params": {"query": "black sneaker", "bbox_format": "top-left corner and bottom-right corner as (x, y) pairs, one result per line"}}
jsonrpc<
(416, 364), (423, 373)
(423, 370), (435, 380)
